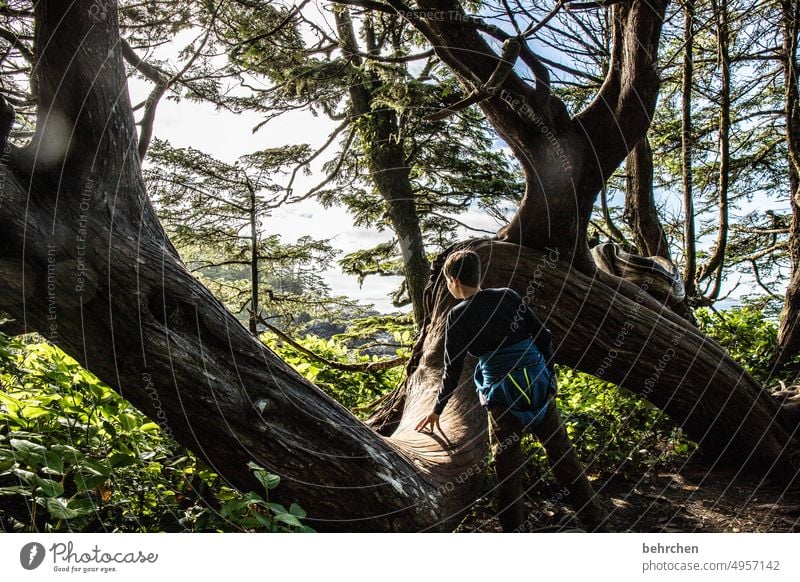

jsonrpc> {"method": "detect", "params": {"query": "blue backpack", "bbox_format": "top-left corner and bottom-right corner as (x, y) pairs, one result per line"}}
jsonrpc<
(474, 342), (555, 427)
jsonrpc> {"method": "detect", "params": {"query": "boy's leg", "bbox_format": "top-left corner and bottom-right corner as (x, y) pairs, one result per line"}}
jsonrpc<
(530, 397), (610, 530)
(487, 406), (526, 532)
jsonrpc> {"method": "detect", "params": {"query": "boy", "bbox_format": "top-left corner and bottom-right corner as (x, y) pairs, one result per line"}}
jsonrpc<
(415, 249), (609, 532)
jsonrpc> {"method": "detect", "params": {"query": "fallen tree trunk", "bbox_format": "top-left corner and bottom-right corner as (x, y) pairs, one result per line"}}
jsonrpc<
(385, 239), (800, 480)
(1, 1), (798, 535)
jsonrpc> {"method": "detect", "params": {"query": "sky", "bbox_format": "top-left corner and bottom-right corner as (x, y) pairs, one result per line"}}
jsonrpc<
(127, 74), (504, 314)
(125, 2), (780, 317)
(124, 7), (515, 316)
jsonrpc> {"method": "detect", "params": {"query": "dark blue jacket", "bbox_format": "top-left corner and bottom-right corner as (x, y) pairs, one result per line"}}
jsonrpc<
(434, 287), (554, 416)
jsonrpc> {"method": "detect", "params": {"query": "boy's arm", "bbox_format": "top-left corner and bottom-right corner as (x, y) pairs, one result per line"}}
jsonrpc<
(433, 311), (468, 415)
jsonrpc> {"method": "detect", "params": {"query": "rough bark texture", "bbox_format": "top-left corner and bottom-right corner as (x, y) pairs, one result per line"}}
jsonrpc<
(0, 0), (456, 532)
(625, 136), (670, 260)
(1, 0), (799, 536)
(380, 239), (800, 477)
(776, 0), (800, 369)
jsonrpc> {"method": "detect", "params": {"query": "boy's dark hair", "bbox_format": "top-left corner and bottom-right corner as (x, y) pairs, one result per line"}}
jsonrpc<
(443, 250), (481, 287)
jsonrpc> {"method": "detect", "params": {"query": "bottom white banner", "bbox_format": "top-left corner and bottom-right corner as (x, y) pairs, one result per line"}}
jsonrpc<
(0, 533), (796, 581)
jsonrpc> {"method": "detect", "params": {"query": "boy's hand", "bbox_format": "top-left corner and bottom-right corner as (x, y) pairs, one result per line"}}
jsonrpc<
(415, 412), (441, 433)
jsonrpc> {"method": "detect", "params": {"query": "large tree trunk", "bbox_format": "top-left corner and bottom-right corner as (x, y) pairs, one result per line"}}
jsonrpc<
(382, 239), (800, 475)
(383, 0), (799, 470)
(0, 0), (456, 532)
(776, 0), (800, 370)
(1, 0), (798, 536)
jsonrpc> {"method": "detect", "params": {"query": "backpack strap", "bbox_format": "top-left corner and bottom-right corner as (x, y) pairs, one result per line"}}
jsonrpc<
(506, 371), (532, 406)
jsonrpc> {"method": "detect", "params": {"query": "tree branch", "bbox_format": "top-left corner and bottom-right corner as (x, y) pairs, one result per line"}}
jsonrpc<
(574, 0), (668, 188)
(124, 4), (222, 160)
(287, 122), (357, 203)
(0, 25), (34, 63)
(256, 314), (407, 373)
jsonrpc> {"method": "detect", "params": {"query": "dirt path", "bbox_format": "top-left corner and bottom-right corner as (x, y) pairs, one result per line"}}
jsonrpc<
(457, 462), (800, 532)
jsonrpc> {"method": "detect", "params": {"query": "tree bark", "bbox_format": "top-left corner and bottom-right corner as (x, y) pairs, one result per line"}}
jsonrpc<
(682, 0), (697, 301)
(334, 6), (430, 328)
(0, 0), (454, 532)
(776, 0), (800, 370)
(1, 0), (798, 536)
(378, 239), (800, 476)
(697, 0), (731, 300)
(624, 135), (670, 260)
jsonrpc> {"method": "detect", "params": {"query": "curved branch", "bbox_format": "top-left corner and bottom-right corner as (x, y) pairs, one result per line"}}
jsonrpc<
(0, 26), (34, 63)
(284, 117), (351, 202)
(256, 314), (407, 373)
(127, 4), (221, 160)
(350, 48), (436, 63)
(574, 0), (668, 188)
(287, 122), (357, 203)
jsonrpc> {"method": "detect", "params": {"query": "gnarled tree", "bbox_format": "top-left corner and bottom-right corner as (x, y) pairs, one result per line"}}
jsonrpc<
(0, 0), (798, 533)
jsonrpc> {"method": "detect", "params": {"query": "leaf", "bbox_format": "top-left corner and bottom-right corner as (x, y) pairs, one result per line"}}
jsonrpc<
(267, 502), (288, 515)
(74, 472), (106, 492)
(247, 461), (280, 490)
(35, 477), (64, 498)
(0, 449), (16, 472)
(43, 450), (65, 475)
(44, 497), (79, 519)
(19, 405), (52, 420)
(0, 485), (31, 496)
(288, 502), (306, 518)
(12, 467), (36, 484)
(80, 458), (110, 477)
(51, 444), (82, 459)
(253, 511), (273, 528)
(0, 391), (21, 411)
(66, 497), (99, 517)
(10, 439), (47, 464)
(254, 470), (280, 492)
(118, 413), (138, 432)
(101, 420), (117, 438)
(109, 453), (136, 468)
(274, 513), (303, 528)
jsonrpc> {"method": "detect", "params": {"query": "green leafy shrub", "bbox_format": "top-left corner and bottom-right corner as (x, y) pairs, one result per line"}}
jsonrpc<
(0, 332), (311, 532)
(263, 331), (408, 416)
(694, 305), (786, 384)
(515, 365), (695, 490)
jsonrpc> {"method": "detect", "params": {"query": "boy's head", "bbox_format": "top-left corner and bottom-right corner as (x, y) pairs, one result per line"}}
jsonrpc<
(443, 250), (481, 288)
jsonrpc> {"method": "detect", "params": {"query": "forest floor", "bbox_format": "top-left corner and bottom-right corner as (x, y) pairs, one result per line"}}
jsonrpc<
(456, 458), (800, 533)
